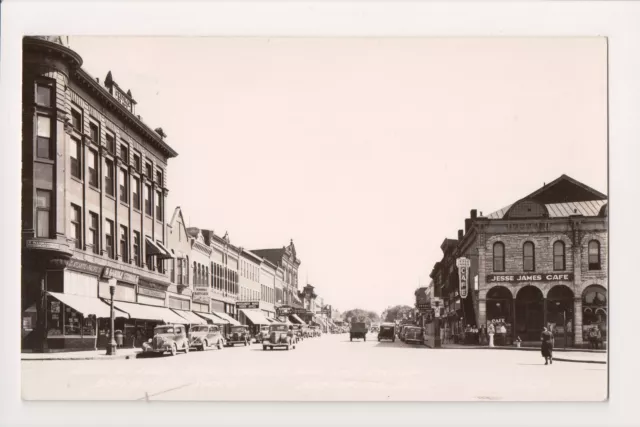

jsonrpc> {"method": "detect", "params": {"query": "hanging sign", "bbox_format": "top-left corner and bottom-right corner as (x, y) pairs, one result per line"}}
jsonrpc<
(456, 257), (471, 299)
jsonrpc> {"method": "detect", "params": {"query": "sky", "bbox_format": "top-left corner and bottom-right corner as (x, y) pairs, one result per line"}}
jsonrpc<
(67, 37), (607, 314)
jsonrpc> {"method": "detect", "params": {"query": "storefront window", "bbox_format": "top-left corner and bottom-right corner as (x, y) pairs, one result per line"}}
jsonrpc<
(582, 285), (607, 339)
(47, 299), (63, 336)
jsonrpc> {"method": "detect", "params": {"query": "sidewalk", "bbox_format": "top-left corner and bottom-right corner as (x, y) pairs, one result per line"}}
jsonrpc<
(440, 344), (607, 364)
(22, 348), (142, 361)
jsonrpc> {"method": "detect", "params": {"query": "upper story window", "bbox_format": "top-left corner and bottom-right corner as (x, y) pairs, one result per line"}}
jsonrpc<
(588, 240), (601, 270)
(105, 133), (115, 155)
(88, 212), (99, 255)
(89, 122), (99, 142)
(87, 149), (99, 188)
(132, 176), (141, 210)
(493, 242), (505, 272)
(120, 144), (129, 164)
(523, 242), (535, 271)
(120, 225), (128, 263)
(105, 159), (114, 196)
(35, 189), (51, 238)
(70, 138), (82, 179)
(119, 168), (129, 204)
(155, 190), (163, 220)
(36, 83), (52, 107)
(156, 169), (163, 187)
(133, 231), (141, 267)
(36, 116), (52, 160)
(70, 204), (81, 249)
(105, 219), (115, 259)
(553, 241), (566, 271)
(71, 108), (82, 132)
(144, 183), (152, 215)
(145, 162), (152, 179)
(133, 152), (141, 173)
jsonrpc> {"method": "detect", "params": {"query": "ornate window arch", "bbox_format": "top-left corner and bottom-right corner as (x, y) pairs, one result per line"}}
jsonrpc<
(523, 241), (535, 271)
(493, 242), (505, 272)
(553, 240), (565, 271)
(588, 240), (601, 270)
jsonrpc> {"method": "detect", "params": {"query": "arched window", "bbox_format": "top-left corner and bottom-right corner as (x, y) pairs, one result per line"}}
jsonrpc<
(493, 242), (505, 272)
(523, 242), (535, 271)
(588, 240), (601, 270)
(193, 262), (197, 285)
(185, 256), (189, 285)
(553, 241), (565, 271)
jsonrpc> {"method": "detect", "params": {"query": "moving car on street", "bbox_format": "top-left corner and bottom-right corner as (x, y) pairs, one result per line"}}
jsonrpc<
(378, 323), (396, 342)
(403, 326), (424, 345)
(350, 322), (368, 342)
(225, 325), (251, 346)
(263, 323), (297, 351)
(188, 324), (224, 351)
(142, 324), (190, 356)
(291, 324), (304, 342)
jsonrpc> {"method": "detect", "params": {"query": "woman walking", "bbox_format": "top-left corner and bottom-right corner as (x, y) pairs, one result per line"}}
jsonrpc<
(541, 326), (554, 365)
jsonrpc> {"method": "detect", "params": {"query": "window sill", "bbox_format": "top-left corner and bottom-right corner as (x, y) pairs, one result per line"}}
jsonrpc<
(105, 193), (116, 201)
(88, 184), (101, 193)
(34, 157), (55, 165)
(144, 214), (153, 220)
(133, 207), (141, 214)
(70, 175), (83, 185)
(120, 201), (130, 209)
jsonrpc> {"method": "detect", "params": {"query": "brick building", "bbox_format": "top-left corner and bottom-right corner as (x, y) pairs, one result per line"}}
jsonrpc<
(21, 36), (180, 351)
(431, 175), (607, 348)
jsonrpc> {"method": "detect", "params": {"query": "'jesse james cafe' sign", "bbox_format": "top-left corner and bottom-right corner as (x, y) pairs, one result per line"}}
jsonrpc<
(487, 273), (574, 283)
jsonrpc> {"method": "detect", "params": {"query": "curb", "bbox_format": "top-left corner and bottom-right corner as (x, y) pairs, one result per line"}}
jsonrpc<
(22, 352), (141, 361)
(554, 357), (606, 365)
(440, 345), (606, 354)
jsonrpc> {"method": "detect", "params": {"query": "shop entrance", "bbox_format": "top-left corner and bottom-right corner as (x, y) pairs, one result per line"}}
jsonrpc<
(582, 284), (607, 347)
(486, 286), (513, 346)
(546, 285), (574, 348)
(515, 285), (544, 342)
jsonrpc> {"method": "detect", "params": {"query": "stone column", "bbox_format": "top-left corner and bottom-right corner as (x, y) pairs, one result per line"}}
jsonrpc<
(573, 297), (583, 346)
(478, 298), (487, 326)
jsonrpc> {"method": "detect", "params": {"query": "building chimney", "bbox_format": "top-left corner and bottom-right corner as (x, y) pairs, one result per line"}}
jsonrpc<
(458, 229), (464, 240)
(471, 209), (477, 219)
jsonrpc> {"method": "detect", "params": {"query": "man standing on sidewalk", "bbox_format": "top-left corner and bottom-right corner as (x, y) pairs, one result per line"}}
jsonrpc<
(541, 327), (554, 365)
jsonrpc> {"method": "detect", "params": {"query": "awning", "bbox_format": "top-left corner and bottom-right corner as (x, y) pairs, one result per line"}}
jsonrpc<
(195, 311), (228, 324)
(315, 317), (327, 328)
(146, 238), (172, 260)
(212, 311), (241, 326)
(172, 310), (206, 324)
(48, 292), (127, 318)
(292, 293), (303, 304)
(155, 241), (175, 259)
(112, 300), (187, 323)
(241, 309), (271, 325)
(290, 314), (306, 325)
(265, 317), (278, 323)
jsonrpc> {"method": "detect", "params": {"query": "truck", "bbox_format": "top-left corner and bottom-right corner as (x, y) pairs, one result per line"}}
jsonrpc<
(349, 322), (368, 342)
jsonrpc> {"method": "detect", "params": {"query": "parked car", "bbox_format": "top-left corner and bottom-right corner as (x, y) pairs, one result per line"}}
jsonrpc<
(403, 326), (424, 344)
(350, 322), (368, 342)
(142, 324), (190, 356)
(188, 324), (224, 351)
(254, 325), (270, 343)
(225, 325), (251, 346)
(301, 325), (311, 338)
(378, 323), (396, 342)
(291, 324), (304, 342)
(263, 323), (296, 351)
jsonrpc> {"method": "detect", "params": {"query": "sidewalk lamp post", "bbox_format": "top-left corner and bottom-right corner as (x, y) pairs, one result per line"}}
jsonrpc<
(106, 284), (117, 356)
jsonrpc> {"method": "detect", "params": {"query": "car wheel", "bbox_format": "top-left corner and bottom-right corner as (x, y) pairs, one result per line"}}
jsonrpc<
(217, 340), (223, 350)
(364, 336), (367, 342)
(378, 338), (381, 342)
(244, 341), (247, 346)
(184, 344), (189, 354)
(350, 337), (353, 342)
(202, 340), (208, 351)
(286, 345), (290, 351)
(263, 345), (267, 351)
(171, 344), (177, 356)
(393, 338), (396, 342)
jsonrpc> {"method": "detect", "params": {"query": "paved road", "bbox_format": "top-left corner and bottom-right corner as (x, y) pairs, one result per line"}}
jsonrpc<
(21, 333), (607, 401)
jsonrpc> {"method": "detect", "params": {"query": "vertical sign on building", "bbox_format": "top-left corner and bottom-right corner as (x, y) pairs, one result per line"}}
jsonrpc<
(456, 257), (471, 299)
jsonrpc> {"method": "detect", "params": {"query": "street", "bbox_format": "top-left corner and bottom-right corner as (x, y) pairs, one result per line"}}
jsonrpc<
(21, 333), (607, 401)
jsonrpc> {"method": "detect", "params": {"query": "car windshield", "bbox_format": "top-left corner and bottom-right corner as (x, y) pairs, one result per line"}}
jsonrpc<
(190, 326), (208, 332)
(230, 326), (245, 332)
(155, 327), (174, 334)
(270, 325), (287, 332)
(261, 326), (269, 331)
(381, 327), (392, 331)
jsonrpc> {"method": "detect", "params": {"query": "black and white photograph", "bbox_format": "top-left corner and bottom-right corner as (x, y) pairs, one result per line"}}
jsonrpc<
(18, 35), (608, 402)
(2, 1), (640, 426)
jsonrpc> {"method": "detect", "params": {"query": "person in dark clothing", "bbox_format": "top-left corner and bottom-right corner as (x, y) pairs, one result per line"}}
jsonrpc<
(541, 327), (554, 365)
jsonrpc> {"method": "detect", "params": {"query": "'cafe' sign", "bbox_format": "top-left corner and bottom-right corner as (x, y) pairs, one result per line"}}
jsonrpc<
(487, 273), (574, 283)
(456, 257), (471, 299)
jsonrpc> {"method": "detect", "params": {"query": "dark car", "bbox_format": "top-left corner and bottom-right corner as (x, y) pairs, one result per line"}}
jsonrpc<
(188, 324), (224, 351)
(350, 322), (368, 342)
(404, 326), (424, 344)
(254, 325), (270, 343)
(291, 324), (304, 342)
(225, 325), (251, 346)
(263, 323), (296, 351)
(378, 323), (396, 342)
(142, 324), (190, 356)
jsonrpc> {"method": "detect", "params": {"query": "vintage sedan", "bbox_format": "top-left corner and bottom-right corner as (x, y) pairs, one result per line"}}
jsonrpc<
(142, 324), (190, 356)
(188, 324), (224, 351)
(378, 323), (396, 342)
(291, 324), (304, 342)
(263, 323), (296, 351)
(403, 326), (424, 345)
(226, 325), (251, 346)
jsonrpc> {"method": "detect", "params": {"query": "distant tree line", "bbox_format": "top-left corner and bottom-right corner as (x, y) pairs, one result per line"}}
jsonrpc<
(380, 305), (414, 323)
(342, 308), (380, 326)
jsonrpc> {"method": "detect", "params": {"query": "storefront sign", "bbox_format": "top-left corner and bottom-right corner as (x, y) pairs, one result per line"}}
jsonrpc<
(293, 308), (307, 315)
(50, 301), (61, 313)
(102, 267), (139, 285)
(417, 302), (431, 311)
(487, 273), (574, 283)
(192, 286), (210, 303)
(276, 306), (293, 316)
(137, 286), (166, 299)
(456, 257), (471, 299)
(237, 301), (260, 309)
(25, 239), (72, 253)
(66, 259), (104, 276)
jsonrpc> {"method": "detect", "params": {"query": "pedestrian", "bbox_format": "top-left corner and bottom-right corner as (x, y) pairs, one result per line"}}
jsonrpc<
(593, 326), (602, 349)
(541, 326), (554, 365)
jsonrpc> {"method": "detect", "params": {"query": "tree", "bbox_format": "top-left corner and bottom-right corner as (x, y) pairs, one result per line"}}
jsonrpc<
(342, 308), (380, 327)
(382, 305), (414, 323)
